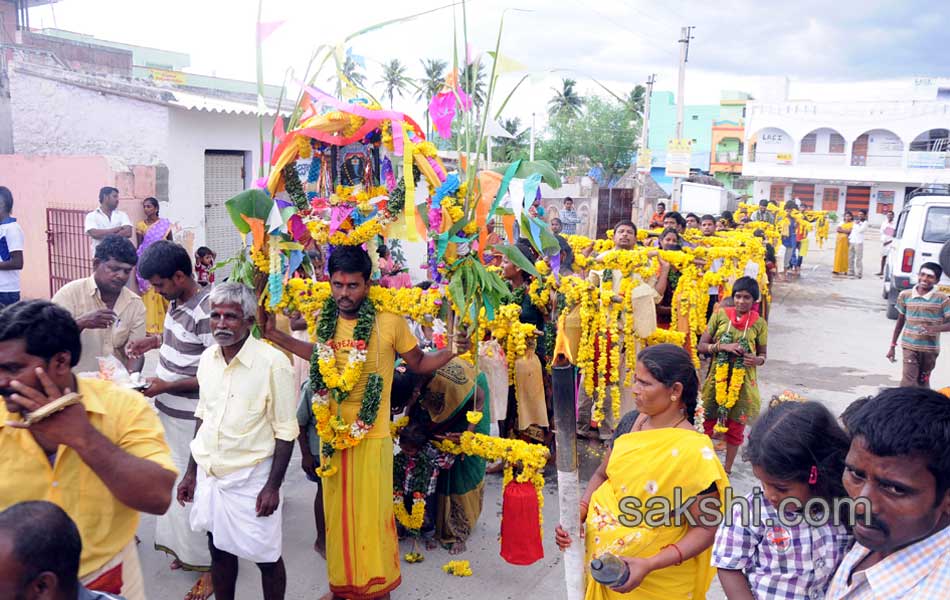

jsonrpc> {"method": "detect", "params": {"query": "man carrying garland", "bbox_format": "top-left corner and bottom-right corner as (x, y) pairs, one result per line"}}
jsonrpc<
(260, 245), (470, 600)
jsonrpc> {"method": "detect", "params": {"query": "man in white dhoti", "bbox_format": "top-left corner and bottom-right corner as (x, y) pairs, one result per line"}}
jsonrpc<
(176, 283), (298, 600)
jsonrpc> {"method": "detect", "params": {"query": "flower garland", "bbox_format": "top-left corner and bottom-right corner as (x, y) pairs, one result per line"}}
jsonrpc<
(310, 297), (380, 476)
(711, 326), (752, 433)
(433, 432), (548, 534)
(394, 493), (426, 531)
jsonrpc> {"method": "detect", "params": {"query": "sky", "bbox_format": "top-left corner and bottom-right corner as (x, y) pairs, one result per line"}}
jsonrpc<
(28, 0), (950, 131)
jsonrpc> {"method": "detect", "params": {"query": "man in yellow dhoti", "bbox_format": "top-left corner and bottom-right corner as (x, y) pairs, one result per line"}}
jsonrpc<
(262, 245), (469, 600)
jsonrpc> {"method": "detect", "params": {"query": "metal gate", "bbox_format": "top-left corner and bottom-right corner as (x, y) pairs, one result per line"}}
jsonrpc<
(47, 208), (92, 296)
(203, 152), (247, 278)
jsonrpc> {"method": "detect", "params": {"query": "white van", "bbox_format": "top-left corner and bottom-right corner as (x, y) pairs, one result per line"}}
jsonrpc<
(883, 190), (950, 319)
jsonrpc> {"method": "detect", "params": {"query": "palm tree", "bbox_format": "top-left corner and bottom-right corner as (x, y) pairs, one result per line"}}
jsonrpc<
(625, 84), (646, 122)
(417, 58), (448, 138)
(377, 59), (414, 108)
(461, 60), (487, 112)
(332, 55), (366, 98)
(548, 78), (583, 120)
(494, 116), (529, 162)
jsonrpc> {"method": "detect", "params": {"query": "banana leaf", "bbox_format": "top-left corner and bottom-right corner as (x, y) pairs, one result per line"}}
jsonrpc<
(491, 160), (562, 189)
(494, 243), (541, 278)
(226, 189), (274, 234)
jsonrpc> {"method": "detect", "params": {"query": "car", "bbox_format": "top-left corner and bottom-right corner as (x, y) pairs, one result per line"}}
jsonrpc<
(883, 189), (950, 319)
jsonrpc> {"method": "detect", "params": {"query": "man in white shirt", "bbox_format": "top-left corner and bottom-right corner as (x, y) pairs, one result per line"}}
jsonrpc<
(0, 187), (24, 306)
(877, 210), (895, 277)
(848, 209), (868, 279)
(84, 187), (132, 254)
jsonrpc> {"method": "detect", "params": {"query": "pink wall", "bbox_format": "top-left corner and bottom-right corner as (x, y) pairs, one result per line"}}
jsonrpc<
(0, 155), (153, 299)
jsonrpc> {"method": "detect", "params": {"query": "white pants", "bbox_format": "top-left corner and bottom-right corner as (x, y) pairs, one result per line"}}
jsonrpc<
(155, 412), (212, 569)
(849, 243), (863, 277)
(190, 459), (282, 564)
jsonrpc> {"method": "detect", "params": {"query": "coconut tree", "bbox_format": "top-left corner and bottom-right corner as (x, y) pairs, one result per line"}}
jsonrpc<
(461, 60), (487, 116)
(332, 54), (367, 98)
(377, 59), (414, 108)
(494, 116), (528, 162)
(548, 78), (583, 121)
(417, 58), (448, 138)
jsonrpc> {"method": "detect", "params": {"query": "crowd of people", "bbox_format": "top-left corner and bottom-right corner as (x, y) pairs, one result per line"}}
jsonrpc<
(0, 182), (948, 600)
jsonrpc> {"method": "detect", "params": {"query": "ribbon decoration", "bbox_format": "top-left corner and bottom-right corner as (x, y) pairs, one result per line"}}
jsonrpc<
(402, 128), (418, 242)
(476, 170), (503, 260)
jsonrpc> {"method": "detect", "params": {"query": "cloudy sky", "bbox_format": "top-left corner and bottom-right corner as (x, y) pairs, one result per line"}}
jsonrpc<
(29, 0), (948, 128)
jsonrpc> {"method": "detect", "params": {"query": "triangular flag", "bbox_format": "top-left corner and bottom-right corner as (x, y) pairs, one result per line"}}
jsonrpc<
(257, 20), (285, 42)
(488, 51), (528, 75)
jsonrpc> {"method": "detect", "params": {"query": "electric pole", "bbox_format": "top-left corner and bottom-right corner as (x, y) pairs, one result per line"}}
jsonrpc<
(670, 26), (694, 210)
(632, 74), (655, 225)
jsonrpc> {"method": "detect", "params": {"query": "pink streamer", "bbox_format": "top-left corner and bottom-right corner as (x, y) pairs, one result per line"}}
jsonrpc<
(330, 205), (354, 235)
(427, 157), (446, 182)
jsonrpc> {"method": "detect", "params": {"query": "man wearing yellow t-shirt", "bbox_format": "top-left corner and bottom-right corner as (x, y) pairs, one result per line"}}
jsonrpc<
(262, 245), (469, 600)
(0, 300), (177, 600)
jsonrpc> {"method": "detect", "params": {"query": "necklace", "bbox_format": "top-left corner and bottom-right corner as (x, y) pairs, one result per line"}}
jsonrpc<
(636, 414), (687, 431)
(310, 297), (382, 477)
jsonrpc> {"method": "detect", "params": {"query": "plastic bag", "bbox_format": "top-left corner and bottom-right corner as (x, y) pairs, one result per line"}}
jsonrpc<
(98, 356), (132, 386)
(479, 340), (508, 423)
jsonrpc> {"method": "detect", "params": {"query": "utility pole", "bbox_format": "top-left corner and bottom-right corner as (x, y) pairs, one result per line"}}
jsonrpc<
(670, 26), (694, 210)
(529, 112), (536, 161)
(631, 74), (655, 226)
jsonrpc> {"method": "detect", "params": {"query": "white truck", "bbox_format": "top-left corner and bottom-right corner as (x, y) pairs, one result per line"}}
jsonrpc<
(677, 182), (736, 216)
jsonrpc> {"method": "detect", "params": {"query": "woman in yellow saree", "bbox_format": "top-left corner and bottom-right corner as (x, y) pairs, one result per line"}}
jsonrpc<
(832, 211), (853, 275)
(135, 197), (173, 333)
(555, 344), (729, 599)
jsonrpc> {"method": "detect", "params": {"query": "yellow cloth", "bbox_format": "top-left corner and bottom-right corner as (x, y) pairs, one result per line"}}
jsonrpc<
(136, 220), (172, 334)
(516, 340), (549, 430)
(192, 335), (298, 477)
(142, 288), (169, 335)
(833, 224), (852, 274)
(584, 428), (729, 600)
(51, 276), (147, 374)
(328, 312), (418, 439)
(324, 436), (401, 599)
(0, 378), (176, 577)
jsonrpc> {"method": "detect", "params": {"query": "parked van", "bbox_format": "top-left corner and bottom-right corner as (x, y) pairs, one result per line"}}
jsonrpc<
(883, 190), (950, 319)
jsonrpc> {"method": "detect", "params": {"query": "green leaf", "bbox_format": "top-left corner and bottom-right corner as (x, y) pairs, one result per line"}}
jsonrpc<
(225, 189), (273, 234)
(494, 243), (541, 279)
(491, 160), (562, 188)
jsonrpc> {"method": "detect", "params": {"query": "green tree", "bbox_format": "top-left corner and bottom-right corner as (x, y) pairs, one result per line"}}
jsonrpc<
(625, 84), (646, 122)
(417, 58), (448, 138)
(538, 95), (639, 181)
(494, 116), (529, 162)
(461, 60), (487, 112)
(377, 59), (414, 108)
(548, 78), (584, 120)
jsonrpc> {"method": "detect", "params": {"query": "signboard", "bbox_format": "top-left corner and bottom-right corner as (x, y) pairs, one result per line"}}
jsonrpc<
(636, 149), (652, 174)
(665, 139), (692, 178)
(908, 152), (949, 169)
(776, 152), (793, 165)
(149, 68), (187, 84)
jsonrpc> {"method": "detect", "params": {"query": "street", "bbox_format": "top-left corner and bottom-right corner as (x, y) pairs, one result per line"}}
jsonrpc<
(137, 234), (946, 600)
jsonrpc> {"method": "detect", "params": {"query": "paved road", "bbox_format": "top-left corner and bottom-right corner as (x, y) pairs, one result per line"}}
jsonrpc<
(137, 236), (947, 599)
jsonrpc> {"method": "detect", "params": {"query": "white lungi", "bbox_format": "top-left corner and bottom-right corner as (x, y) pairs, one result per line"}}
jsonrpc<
(190, 458), (282, 564)
(155, 411), (212, 569)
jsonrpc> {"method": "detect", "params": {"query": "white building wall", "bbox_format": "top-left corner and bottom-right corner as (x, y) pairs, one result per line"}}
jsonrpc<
(165, 107), (262, 249)
(9, 69), (168, 163)
(743, 99), (950, 224)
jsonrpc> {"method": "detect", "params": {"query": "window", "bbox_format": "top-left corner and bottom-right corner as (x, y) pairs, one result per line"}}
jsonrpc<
(800, 133), (817, 153)
(829, 133), (845, 154)
(923, 207), (950, 243)
(691, 115), (699, 120)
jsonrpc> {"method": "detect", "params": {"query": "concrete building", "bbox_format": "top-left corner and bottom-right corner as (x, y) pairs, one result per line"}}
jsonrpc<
(1, 9), (283, 298)
(645, 90), (755, 198)
(646, 91), (719, 191)
(743, 82), (950, 224)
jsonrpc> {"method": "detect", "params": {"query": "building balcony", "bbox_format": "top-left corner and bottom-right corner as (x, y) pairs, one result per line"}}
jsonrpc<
(710, 151), (743, 174)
